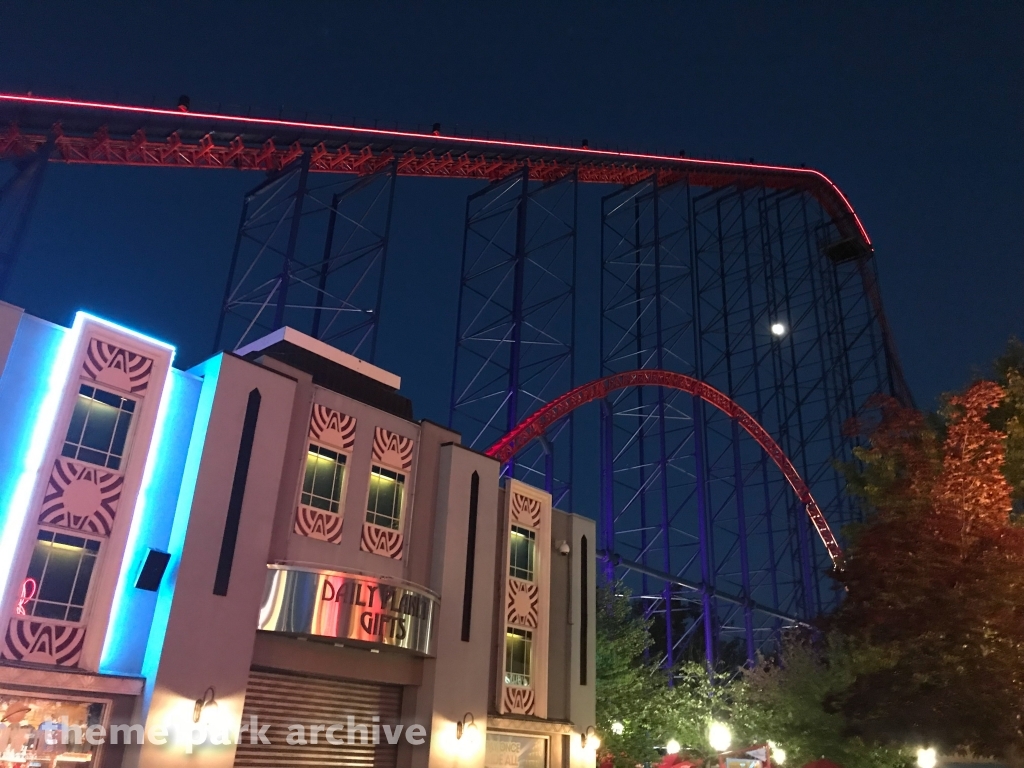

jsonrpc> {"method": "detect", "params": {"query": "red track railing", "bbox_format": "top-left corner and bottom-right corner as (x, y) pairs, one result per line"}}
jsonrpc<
(486, 369), (844, 564)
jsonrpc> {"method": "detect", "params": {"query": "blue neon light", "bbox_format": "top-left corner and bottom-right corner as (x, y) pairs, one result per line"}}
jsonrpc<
(74, 310), (176, 355)
(0, 317), (80, 607)
(99, 367), (203, 674)
(139, 356), (222, 706)
(0, 308), (178, 645)
(100, 370), (174, 669)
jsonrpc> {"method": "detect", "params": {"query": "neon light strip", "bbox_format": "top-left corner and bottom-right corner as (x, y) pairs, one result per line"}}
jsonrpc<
(0, 92), (872, 246)
(75, 310), (175, 355)
(0, 318), (81, 605)
(138, 356), (221, 703)
(0, 309), (175, 632)
(100, 371), (175, 670)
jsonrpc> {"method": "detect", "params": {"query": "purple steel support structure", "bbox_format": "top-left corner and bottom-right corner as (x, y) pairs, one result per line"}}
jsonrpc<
(215, 154), (398, 359)
(0, 139), (51, 298)
(601, 180), (897, 671)
(448, 166), (577, 508)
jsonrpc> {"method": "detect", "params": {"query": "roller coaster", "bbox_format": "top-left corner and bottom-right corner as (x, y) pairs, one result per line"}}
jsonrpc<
(0, 93), (908, 670)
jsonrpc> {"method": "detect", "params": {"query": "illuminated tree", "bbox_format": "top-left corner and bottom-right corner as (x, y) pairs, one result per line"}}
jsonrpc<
(835, 381), (1024, 756)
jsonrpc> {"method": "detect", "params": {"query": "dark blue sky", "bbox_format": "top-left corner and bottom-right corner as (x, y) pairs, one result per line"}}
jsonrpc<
(1, 1), (1021, 422)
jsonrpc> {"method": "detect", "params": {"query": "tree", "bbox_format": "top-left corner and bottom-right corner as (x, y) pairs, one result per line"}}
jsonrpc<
(835, 381), (1024, 757)
(595, 583), (725, 768)
(596, 582), (665, 767)
(729, 634), (907, 768)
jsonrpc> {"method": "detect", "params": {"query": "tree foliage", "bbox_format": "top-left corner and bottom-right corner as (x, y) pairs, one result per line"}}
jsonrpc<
(595, 585), (908, 768)
(836, 381), (1024, 757)
(730, 634), (907, 768)
(595, 584), (728, 768)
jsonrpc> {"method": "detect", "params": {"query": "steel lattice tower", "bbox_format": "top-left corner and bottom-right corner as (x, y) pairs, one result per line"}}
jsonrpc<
(448, 167), (577, 508)
(601, 180), (895, 669)
(214, 153), (397, 359)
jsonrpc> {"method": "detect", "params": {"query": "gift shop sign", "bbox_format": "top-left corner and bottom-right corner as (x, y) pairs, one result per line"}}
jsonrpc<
(257, 566), (438, 656)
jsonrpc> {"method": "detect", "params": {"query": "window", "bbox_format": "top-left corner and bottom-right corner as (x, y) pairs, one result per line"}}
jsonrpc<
(301, 444), (346, 513)
(509, 525), (536, 581)
(366, 466), (405, 530)
(61, 384), (135, 470)
(0, 692), (104, 763)
(23, 531), (101, 622)
(504, 628), (532, 687)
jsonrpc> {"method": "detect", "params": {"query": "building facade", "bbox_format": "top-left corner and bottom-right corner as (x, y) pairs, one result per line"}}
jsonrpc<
(0, 304), (596, 768)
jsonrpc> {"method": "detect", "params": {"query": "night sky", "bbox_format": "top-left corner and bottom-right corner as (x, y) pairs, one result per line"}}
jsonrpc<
(1, 2), (1021, 423)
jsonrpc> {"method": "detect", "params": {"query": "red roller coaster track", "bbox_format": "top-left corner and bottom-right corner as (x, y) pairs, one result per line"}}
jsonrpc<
(485, 369), (843, 565)
(0, 93), (870, 249)
(0, 92), (912, 407)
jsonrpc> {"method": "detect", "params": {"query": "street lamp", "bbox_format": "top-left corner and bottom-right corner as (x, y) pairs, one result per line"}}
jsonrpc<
(917, 748), (937, 768)
(611, 722), (624, 736)
(769, 742), (786, 766)
(666, 739), (682, 755)
(708, 722), (732, 753)
(770, 322), (787, 337)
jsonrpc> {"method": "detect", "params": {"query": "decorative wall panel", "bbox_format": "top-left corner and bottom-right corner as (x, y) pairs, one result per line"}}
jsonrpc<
(1, 618), (86, 668)
(372, 427), (413, 472)
(81, 338), (153, 395)
(294, 507), (344, 545)
(502, 687), (536, 716)
(359, 522), (404, 560)
(38, 460), (122, 537)
(506, 579), (539, 629)
(309, 404), (356, 452)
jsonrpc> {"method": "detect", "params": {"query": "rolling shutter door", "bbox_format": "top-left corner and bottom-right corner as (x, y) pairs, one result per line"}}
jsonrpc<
(234, 667), (403, 768)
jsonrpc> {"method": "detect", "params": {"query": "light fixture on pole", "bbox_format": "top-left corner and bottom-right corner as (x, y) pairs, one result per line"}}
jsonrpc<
(666, 739), (682, 755)
(917, 748), (937, 768)
(611, 721), (624, 736)
(708, 721), (732, 753)
(582, 726), (601, 751)
(770, 322), (787, 337)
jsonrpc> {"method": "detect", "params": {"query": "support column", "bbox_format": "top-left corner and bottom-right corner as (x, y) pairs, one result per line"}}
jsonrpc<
(650, 178), (676, 676)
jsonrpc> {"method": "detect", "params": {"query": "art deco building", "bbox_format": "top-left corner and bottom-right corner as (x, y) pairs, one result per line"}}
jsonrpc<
(0, 303), (596, 768)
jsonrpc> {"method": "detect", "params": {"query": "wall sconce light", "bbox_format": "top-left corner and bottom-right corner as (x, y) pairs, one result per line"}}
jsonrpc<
(456, 713), (476, 740)
(193, 687), (217, 724)
(582, 726), (601, 751)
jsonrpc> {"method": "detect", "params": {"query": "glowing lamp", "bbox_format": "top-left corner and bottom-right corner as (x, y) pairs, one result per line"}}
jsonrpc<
(666, 739), (681, 755)
(708, 721), (732, 753)
(917, 748), (937, 768)
(769, 741), (786, 766)
(611, 721), (624, 736)
(454, 713), (480, 756)
(582, 726), (600, 751)
(770, 322), (787, 337)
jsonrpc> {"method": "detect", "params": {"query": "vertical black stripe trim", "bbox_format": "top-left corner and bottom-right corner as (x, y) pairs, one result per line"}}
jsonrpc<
(461, 471), (480, 642)
(580, 534), (588, 685)
(214, 388), (261, 596)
